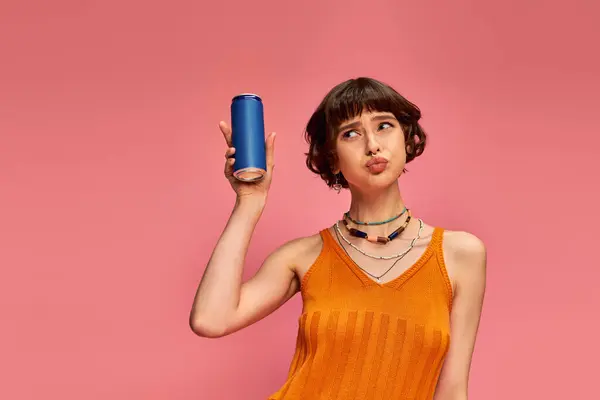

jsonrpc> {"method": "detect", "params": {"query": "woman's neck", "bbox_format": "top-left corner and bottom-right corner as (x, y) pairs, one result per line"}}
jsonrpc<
(346, 182), (408, 237)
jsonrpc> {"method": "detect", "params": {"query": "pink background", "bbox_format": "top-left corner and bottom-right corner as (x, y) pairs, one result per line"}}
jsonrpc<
(1, 1), (598, 399)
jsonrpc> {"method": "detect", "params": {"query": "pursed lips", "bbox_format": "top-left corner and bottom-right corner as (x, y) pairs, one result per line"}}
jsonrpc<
(366, 157), (388, 167)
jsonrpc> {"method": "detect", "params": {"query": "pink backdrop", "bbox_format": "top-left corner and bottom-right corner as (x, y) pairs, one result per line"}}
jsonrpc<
(1, 1), (598, 399)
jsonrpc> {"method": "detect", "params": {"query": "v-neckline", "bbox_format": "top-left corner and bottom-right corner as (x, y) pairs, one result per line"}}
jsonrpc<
(324, 226), (440, 289)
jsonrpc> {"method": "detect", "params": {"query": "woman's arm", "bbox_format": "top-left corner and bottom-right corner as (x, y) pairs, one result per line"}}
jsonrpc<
(434, 231), (487, 400)
(189, 199), (304, 338)
(190, 122), (305, 338)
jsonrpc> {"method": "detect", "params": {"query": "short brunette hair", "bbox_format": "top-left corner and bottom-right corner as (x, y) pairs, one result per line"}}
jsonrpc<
(304, 77), (427, 188)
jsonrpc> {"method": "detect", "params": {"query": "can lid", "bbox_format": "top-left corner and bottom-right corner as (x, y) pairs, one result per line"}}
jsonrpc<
(233, 93), (262, 101)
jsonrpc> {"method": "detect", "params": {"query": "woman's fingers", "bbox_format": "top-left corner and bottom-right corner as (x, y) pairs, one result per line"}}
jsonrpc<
(219, 121), (232, 147)
(266, 132), (276, 171)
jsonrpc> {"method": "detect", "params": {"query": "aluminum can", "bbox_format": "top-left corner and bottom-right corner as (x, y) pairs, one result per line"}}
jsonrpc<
(230, 93), (267, 182)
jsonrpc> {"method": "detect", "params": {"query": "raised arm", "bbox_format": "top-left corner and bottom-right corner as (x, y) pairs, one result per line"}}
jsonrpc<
(189, 121), (300, 338)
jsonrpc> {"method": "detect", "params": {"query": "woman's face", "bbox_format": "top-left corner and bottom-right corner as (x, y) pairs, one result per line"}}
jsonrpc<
(334, 110), (406, 190)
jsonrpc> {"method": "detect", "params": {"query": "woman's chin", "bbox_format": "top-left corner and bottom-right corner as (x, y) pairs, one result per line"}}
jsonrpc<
(349, 174), (399, 192)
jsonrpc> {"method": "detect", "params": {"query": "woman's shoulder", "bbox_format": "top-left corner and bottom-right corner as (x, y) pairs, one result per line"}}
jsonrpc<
(440, 228), (487, 291)
(441, 229), (486, 258)
(269, 229), (326, 271)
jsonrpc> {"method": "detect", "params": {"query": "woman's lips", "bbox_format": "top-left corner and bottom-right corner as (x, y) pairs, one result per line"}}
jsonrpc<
(366, 159), (388, 173)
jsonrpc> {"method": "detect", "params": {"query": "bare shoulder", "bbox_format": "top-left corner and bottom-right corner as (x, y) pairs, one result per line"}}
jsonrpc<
(268, 230), (324, 275)
(442, 230), (487, 260)
(441, 230), (487, 293)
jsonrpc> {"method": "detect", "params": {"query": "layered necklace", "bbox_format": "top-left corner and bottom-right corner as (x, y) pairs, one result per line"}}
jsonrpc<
(333, 207), (423, 283)
(341, 207), (410, 244)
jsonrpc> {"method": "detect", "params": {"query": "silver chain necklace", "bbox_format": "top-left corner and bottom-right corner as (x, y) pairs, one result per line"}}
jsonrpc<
(332, 219), (423, 283)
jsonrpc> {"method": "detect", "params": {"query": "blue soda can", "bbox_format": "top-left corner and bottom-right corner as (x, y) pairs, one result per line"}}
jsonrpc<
(230, 93), (267, 182)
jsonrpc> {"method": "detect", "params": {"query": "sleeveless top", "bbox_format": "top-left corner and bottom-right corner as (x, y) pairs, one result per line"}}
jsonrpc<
(268, 226), (453, 400)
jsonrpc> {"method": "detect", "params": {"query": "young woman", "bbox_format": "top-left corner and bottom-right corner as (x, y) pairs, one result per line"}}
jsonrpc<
(190, 77), (486, 400)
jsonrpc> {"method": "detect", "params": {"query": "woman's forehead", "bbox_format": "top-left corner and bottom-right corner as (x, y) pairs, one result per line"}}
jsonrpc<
(339, 110), (397, 124)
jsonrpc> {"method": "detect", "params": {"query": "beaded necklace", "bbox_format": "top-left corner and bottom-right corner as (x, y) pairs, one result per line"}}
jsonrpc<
(344, 206), (407, 226)
(341, 211), (412, 244)
(334, 218), (423, 260)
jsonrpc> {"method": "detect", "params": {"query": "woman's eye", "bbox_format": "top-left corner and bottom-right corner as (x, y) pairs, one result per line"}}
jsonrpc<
(341, 122), (392, 138)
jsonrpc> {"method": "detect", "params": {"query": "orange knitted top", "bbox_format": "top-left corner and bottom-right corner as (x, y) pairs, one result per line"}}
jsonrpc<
(268, 226), (453, 400)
